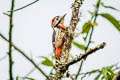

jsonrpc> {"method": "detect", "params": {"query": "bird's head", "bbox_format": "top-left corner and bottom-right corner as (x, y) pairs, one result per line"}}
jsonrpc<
(51, 14), (66, 30)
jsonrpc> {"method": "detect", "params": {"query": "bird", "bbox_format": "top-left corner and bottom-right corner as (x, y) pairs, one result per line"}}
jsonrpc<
(51, 14), (67, 59)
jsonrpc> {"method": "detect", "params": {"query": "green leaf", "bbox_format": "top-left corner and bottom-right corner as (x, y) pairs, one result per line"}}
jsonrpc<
(102, 68), (109, 80)
(101, 2), (120, 12)
(94, 73), (101, 80)
(39, 56), (53, 67)
(107, 68), (115, 79)
(16, 76), (19, 80)
(82, 22), (92, 41)
(52, 56), (55, 60)
(100, 13), (120, 31)
(101, 75), (105, 80)
(82, 22), (92, 34)
(72, 41), (86, 50)
(102, 67), (115, 80)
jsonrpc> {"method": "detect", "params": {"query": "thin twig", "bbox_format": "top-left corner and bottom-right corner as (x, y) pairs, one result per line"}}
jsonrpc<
(0, 33), (50, 80)
(66, 72), (76, 80)
(24, 62), (41, 77)
(0, 54), (8, 61)
(9, 0), (15, 79)
(3, 12), (10, 16)
(49, 68), (54, 75)
(8, 0), (39, 12)
(72, 69), (100, 77)
(75, 59), (83, 79)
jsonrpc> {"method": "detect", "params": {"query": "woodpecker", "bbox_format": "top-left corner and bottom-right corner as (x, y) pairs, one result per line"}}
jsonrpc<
(51, 14), (67, 59)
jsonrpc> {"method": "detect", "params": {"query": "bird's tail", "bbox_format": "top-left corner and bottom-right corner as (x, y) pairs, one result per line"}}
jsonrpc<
(55, 47), (62, 59)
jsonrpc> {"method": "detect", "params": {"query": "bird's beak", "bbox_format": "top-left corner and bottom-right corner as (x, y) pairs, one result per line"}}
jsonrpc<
(60, 13), (66, 24)
(59, 14), (67, 30)
(62, 13), (66, 20)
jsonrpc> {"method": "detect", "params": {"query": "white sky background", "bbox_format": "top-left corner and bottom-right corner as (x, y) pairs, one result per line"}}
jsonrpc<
(0, 0), (120, 80)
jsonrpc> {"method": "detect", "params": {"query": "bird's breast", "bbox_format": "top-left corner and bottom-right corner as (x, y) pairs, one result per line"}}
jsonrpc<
(54, 28), (66, 48)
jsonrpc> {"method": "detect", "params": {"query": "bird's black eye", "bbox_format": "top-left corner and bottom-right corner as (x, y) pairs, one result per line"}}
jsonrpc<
(55, 16), (59, 20)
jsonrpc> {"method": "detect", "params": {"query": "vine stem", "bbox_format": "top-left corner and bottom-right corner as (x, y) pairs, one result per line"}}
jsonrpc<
(85, 0), (101, 52)
(75, 60), (84, 79)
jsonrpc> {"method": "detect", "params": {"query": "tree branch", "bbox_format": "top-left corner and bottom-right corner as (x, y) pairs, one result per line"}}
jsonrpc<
(0, 33), (49, 80)
(66, 42), (106, 67)
(70, 0), (84, 31)
(9, 0), (15, 79)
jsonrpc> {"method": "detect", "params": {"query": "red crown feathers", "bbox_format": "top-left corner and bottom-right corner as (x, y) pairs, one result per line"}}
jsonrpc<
(51, 17), (55, 24)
